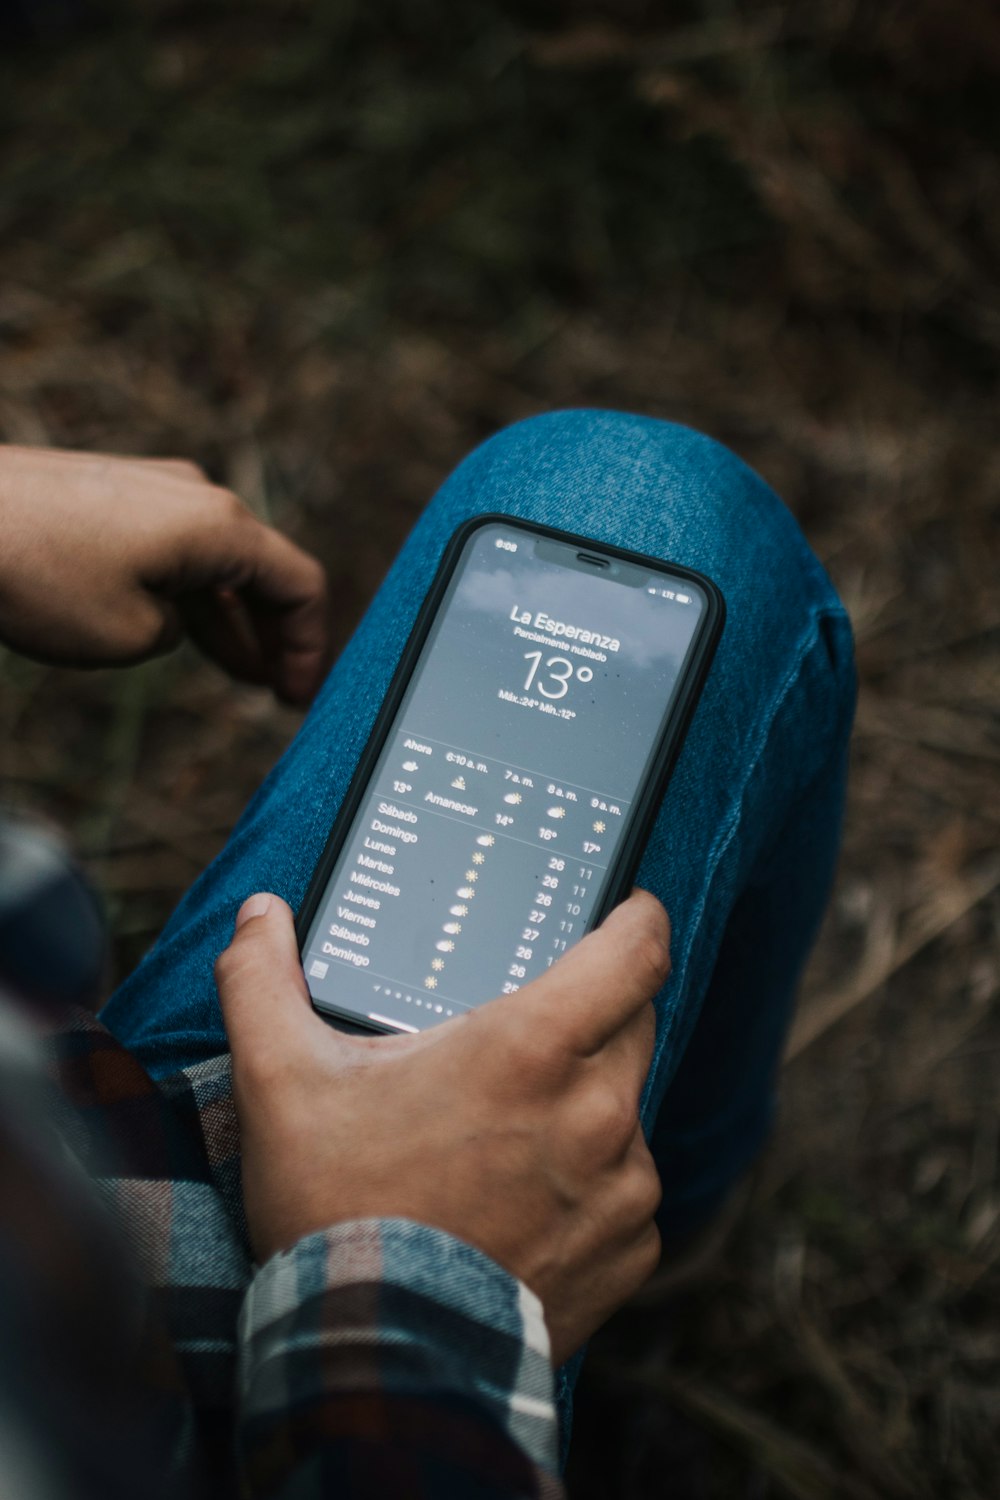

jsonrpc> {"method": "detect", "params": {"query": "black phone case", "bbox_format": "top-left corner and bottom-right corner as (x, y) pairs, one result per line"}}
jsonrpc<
(296, 513), (725, 1032)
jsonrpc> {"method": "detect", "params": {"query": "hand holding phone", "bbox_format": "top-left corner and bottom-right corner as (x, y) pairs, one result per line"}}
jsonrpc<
(217, 888), (668, 1364)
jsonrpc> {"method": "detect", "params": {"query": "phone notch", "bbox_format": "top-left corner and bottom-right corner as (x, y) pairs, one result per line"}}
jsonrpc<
(533, 536), (646, 587)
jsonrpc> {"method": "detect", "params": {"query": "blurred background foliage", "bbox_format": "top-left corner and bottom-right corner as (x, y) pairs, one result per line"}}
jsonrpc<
(1, 2), (998, 1496)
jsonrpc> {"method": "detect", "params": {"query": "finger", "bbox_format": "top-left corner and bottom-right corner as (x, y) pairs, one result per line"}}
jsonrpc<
(618, 1219), (663, 1300)
(214, 893), (330, 1071)
(171, 511), (329, 706)
(520, 889), (670, 1057)
(236, 523), (331, 706)
(623, 1131), (663, 1227)
(178, 586), (272, 688)
(550, 1215), (662, 1365)
(599, 992), (657, 1104)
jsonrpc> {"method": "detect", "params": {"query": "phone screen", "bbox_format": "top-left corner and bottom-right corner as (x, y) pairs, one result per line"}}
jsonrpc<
(302, 519), (708, 1033)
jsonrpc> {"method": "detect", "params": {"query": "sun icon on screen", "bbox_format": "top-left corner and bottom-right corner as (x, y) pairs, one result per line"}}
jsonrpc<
(431, 958), (445, 971)
(593, 820), (606, 833)
(464, 870), (478, 883)
(472, 852), (485, 865)
(424, 976), (438, 990)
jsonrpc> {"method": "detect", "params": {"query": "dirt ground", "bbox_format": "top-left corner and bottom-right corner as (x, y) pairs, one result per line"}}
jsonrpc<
(1, 3), (997, 1495)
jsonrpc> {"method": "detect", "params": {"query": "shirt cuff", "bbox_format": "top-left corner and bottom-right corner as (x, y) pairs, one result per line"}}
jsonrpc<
(238, 1217), (559, 1476)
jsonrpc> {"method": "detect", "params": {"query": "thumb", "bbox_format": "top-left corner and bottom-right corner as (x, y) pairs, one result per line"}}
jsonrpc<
(215, 893), (326, 1069)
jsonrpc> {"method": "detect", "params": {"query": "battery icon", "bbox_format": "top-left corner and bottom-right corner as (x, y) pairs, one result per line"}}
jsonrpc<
(676, 593), (691, 604)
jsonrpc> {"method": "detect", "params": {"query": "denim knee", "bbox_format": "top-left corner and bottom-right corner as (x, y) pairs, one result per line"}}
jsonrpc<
(443, 407), (839, 619)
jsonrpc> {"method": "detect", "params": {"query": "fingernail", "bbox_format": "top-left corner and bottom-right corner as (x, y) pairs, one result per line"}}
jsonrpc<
(237, 892), (272, 928)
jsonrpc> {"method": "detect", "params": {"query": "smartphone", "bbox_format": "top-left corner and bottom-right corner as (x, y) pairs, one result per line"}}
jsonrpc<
(297, 514), (724, 1035)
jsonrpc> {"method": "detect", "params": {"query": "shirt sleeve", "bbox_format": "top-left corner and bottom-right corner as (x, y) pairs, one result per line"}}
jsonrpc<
(236, 1218), (563, 1499)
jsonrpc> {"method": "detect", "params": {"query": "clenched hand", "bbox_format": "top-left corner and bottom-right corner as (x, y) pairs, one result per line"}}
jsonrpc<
(0, 445), (329, 705)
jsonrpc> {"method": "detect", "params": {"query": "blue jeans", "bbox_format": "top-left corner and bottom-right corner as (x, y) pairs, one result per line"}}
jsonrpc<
(100, 409), (855, 1440)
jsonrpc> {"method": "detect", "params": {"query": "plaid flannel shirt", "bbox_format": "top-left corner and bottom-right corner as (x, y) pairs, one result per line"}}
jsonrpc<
(0, 994), (562, 1498)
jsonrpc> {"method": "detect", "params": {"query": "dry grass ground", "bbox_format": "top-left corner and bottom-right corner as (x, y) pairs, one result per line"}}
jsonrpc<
(1, 3), (997, 1495)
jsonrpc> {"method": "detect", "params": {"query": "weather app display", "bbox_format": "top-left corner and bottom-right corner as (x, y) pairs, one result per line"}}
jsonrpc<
(302, 523), (704, 1033)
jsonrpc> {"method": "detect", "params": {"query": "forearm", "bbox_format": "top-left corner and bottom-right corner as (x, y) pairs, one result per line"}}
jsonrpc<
(237, 1219), (562, 1499)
